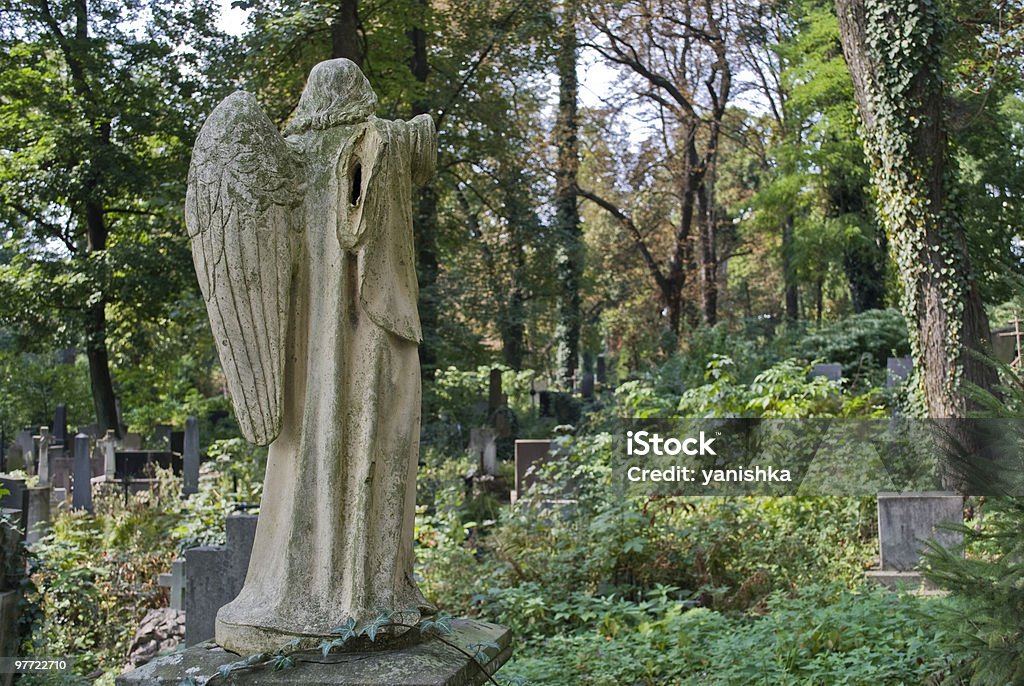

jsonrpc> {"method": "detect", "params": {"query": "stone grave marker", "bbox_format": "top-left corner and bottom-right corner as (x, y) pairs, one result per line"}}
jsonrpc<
(183, 416), (199, 496)
(810, 363), (842, 382)
(514, 439), (553, 501)
(579, 372), (595, 399)
(184, 513), (257, 645)
(886, 356), (913, 388)
(97, 430), (117, 480)
(488, 367), (504, 412)
(122, 432), (143, 450)
(154, 424), (173, 450)
(72, 433), (92, 513)
(52, 404), (68, 447)
(14, 429), (33, 470)
(35, 427), (53, 485)
(468, 428), (498, 476)
(596, 354), (607, 384)
(157, 558), (186, 611)
(867, 492), (963, 591)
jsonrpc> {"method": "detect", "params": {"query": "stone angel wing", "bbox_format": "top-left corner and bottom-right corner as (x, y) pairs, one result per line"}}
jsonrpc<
(185, 92), (304, 446)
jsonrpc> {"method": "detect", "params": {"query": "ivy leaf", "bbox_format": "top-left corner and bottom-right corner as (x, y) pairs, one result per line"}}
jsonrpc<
(272, 654), (295, 671)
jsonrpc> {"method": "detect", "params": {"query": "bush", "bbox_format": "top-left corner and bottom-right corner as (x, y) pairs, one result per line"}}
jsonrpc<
(799, 309), (910, 374)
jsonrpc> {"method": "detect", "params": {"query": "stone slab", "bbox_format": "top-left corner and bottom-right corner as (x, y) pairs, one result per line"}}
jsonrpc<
(865, 570), (944, 595)
(0, 590), (18, 686)
(117, 619), (511, 686)
(877, 491), (963, 571)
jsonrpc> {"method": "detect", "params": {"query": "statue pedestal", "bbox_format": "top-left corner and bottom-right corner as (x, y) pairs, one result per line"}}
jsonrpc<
(116, 619), (512, 686)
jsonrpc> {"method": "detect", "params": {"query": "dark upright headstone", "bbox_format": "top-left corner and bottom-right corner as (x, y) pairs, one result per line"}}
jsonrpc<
(579, 372), (595, 399)
(170, 431), (185, 456)
(154, 424), (173, 449)
(72, 433), (92, 513)
(596, 355), (607, 384)
(488, 368), (504, 412)
(183, 416), (199, 496)
(52, 404), (68, 447)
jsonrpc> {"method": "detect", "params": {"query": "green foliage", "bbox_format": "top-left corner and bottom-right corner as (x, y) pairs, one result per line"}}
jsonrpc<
(798, 308), (910, 372)
(504, 584), (947, 685)
(0, 350), (91, 436)
(921, 497), (1024, 685)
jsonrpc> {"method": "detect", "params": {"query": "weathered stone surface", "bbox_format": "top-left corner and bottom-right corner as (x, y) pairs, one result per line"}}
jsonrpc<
(72, 433), (92, 513)
(24, 485), (50, 544)
(126, 608), (186, 669)
(809, 363), (842, 382)
(185, 514), (258, 645)
(117, 619), (511, 686)
(0, 590), (19, 686)
(513, 440), (553, 501)
(187, 58), (438, 653)
(877, 491), (963, 571)
(183, 416), (200, 496)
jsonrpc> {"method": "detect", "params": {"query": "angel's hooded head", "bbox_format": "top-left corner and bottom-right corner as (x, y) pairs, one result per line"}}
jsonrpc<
(285, 59), (378, 135)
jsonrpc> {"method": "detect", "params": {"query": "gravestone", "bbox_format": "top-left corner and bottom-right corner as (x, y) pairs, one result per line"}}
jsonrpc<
(36, 427), (53, 485)
(24, 485), (51, 544)
(513, 440), (553, 501)
(53, 404), (68, 447)
(809, 363), (842, 382)
(579, 372), (595, 399)
(596, 355), (607, 384)
(866, 492), (963, 591)
(122, 432), (144, 450)
(184, 513), (257, 645)
(876, 492), (962, 571)
(77, 423), (100, 439)
(14, 429), (33, 470)
(170, 430), (185, 456)
(115, 451), (182, 479)
(886, 356), (913, 388)
(468, 428), (498, 477)
(72, 433), (92, 513)
(183, 416), (200, 496)
(157, 558), (186, 611)
(488, 368), (504, 412)
(98, 430), (117, 480)
(0, 476), (27, 532)
(154, 424), (173, 450)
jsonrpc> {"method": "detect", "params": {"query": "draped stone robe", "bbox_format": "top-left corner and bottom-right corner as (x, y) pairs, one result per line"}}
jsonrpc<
(212, 111), (437, 654)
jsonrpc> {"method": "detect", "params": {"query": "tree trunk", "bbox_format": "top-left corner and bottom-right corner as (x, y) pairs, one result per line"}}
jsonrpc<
(782, 214), (799, 325)
(404, 0), (441, 378)
(554, 0), (582, 388)
(331, 0), (363, 64)
(835, 0), (996, 426)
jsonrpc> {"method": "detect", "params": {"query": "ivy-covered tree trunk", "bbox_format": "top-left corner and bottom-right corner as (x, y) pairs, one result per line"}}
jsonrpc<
(554, 0), (582, 388)
(836, 0), (996, 422)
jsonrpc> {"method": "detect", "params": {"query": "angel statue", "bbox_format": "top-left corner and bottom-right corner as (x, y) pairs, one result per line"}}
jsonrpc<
(185, 59), (437, 654)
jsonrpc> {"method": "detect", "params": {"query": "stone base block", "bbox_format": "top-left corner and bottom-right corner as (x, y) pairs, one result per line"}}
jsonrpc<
(116, 619), (511, 686)
(865, 570), (946, 595)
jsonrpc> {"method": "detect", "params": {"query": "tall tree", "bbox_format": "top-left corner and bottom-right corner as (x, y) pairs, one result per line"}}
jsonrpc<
(0, 0), (229, 435)
(580, 0), (733, 332)
(554, 0), (582, 387)
(835, 0), (996, 419)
